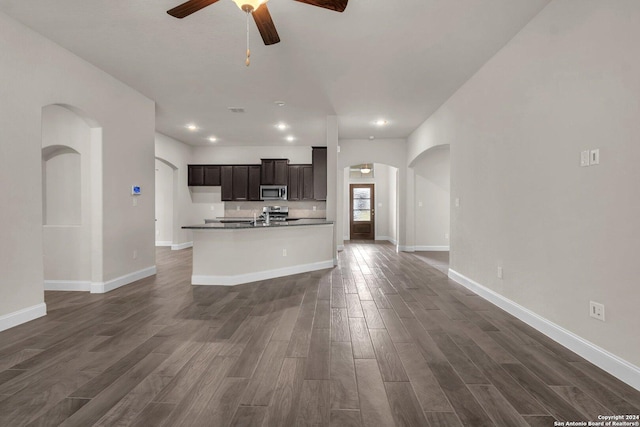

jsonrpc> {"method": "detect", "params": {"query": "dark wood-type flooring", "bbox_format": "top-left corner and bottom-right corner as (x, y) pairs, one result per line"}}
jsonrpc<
(0, 242), (638, 426)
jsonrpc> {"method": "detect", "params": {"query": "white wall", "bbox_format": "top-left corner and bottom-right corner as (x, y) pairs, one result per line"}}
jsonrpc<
(0, 11), (155, 322)
(406, 0), (640, 371)
(191, 145), (313, 164)
(41, 105), (92, 282)
(155, 158), (174, 245)
(413, 145), (450, 250)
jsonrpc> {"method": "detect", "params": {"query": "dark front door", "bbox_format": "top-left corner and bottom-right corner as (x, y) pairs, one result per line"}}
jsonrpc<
(350, 184), (375, 240)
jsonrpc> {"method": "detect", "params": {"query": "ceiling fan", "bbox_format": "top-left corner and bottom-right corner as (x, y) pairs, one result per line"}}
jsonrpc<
(167, 0), (348, 46)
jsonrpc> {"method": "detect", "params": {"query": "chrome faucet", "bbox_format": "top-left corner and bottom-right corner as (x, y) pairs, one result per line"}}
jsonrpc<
(264, 210), (270, 225)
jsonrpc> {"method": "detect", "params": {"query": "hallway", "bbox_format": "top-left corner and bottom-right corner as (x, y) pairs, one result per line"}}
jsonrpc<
(0, 242), (638, 426)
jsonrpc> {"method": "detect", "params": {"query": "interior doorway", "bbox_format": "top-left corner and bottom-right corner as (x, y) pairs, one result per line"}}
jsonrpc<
(349, 184), (375, 240)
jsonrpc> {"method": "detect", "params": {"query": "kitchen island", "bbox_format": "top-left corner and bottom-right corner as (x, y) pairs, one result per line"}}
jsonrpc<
(182, 219), (334, 286)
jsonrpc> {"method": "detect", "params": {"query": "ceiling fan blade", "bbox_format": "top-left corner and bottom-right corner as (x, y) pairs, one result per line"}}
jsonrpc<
(252, 4), (280, 45)
(167, 0), (220, 18)
(293, 0), (348, 13)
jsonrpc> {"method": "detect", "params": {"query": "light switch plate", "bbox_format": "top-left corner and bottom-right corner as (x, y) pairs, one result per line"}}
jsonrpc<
(580, 150), (590, 167)
(590, 149), (600, 165)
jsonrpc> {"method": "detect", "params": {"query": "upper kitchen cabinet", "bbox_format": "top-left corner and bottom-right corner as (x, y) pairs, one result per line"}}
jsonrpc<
(312, 147), (327, 201)
(248, 165), (261, 201)
(188, 165), (220, 186)
(220, 166), (234, 201)
(261, 159), (289, 185)
(188, 165), (205, 186)
(288, 165), (314, 201)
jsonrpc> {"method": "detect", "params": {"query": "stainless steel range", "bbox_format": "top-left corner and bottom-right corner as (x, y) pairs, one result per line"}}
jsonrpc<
(260, 206), (289, 223)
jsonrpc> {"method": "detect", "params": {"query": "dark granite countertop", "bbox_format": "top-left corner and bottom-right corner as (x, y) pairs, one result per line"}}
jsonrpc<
(183, 218), (333, 230)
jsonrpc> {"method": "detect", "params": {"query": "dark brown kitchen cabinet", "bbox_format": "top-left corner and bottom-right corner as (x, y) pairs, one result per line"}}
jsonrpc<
(261, 159), (289, 185)
(248, 165), (261, 201)
(312, 147), (327, 201)
(232, 166), (249, 201)
(188, 165), (220, 186)
(203, 166), (221, 186)
(288, 165), (314, 201)
(220, 166), (233, 201)
(188, 165), (205, 186)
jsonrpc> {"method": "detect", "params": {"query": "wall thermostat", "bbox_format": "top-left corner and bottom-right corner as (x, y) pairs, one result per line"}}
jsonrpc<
(131, 185), (141, 195)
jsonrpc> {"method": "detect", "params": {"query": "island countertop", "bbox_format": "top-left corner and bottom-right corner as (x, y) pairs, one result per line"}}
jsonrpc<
(182, 218), (333, 230)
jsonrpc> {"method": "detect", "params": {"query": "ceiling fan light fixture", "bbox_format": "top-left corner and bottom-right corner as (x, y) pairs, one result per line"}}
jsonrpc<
(232, 0), (266, 12)
(360, 165), (371, 174)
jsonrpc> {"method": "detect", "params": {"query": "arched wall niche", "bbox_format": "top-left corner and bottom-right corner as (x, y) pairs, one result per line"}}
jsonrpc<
(41, 104), (103, 291)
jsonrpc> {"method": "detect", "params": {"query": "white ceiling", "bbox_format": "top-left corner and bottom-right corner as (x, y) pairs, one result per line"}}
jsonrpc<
(0, 0), (550, 146)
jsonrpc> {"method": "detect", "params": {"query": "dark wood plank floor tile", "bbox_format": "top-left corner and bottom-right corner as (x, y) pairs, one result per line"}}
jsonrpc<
(429, 331), (489, 384)
(399, 317), (447, 363)
(369, 329), (408, 382)
(330, 342), (359, 409)
(314, 299), (331, 329)
(361, 300), (385, 329)
(428, 361), (495, 427)
(394, 342), (451, 412)
(229, 405), (267, 427)
(286, 286), (318, 357)
(331, 308), (351, 342)
(330, 409), (363, 427)
(501, 363), (587, 421)
(214, 306), (254, 340)
(468, 384), (530, 426)
(550, 385), (614, 420)
(227, 312), (281, 378)
(570, 361), (640, 409)
(424, 411), (463, 427)
(190, 377), (249, 426)
(152, 342), (224, 403)
(305, 328), (331, 380)
(331, 287), (347, 308)
(348, 317), (375, 359)
(379, 309), (413, 343)
(385, 381), (429, 427)
(371, 288), (393, 309)
(386, 294), (415, 318)
(354, 359), (395, 427)
(239, 340), (288, 406)
(522, 415), (558, 427)
(346, 293), (364, 318)
(271, 305), (301, 342)
(460, 342), (549, 415)
(129, 402), (176, 427)
(263, 358), (306, 427)
(25, 398), (90, 427)
(295, 380), (331, 426)
(59, 352), (169, 427)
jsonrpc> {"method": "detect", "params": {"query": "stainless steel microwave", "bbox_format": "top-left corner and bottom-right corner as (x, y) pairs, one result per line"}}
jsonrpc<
(260, 185), (287, 201)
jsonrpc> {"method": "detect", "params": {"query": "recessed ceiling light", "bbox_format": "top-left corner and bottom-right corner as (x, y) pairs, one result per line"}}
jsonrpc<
(276, 123), (288, 131)
(286, 135), (295, 142)
(227, 107), (245, 113)
(208, 136), (217, 142)
(369, 136), (375, 140)
(274, 101), (286, 107)
(186, 123), (198, 131)
(374, 119), (388, 126)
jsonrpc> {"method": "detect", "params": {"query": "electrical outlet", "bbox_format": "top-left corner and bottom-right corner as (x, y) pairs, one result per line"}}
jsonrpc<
(210, 205), (215, 211)
(455, 198), (460, 207)
(497, 266), (503, 279)
(590, 149), (600, 165)
(445, 233), (449, 240)
(282, 249), (287, 257)
(589, 301), (605, 321)
(133, 250), (138, 260)
(313, 206), (317, 211)
(418, 201), (423, 207)
(236, 205), (240, 211)
(580, 150), (590, 167)
(132, 197), (138, 207)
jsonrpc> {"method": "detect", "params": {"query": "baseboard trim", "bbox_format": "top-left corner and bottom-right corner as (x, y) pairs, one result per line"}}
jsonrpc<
(44, 280), (91, 292)
(448, 268), (640, 391)
(0, 303), (47, 332)
(398, 245), (415, 252)
(337, 244), (345, 251)
(91, 266), (157, 294)
(171, 241), (193, 251)
(415, 245), (450, 251)
(155, 241), (172, 247)
(192, 260), (334, 286)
